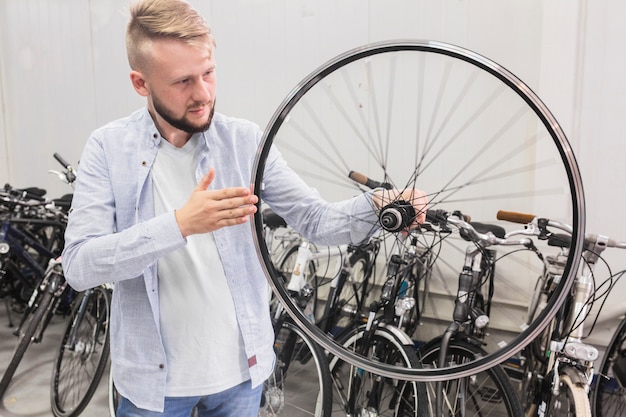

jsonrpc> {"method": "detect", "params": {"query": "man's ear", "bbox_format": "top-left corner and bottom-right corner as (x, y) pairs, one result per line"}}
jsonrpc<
(130, 70), (149, 97)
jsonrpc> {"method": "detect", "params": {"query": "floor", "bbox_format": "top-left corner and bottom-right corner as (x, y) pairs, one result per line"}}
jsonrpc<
(0, 303), (110, 417)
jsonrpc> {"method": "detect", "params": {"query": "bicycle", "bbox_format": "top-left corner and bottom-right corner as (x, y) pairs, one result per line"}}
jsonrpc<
(259, 207), (384, 416)
(263, 191), (433, 416)
(0, 156), (73, 397)
(413, 208), (533, 417)
(250, 39), (586, 382)
(260, 290), (333, 417)
(0, 175), (72, 335)
(263, 206), (381, 337)
(0, 154), (111, 417)
(591, 312), (626, 416)
(0, 187), (69, 327)
(0, 257), (73, 399)
(50, 283), (112, 417)
(497, 210), (626, 417)
(325, 249), (432, 417)
(48, 153), (112, 417)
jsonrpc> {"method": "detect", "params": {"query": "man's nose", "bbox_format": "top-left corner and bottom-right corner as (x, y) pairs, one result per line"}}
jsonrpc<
(192, 79), (212, 102)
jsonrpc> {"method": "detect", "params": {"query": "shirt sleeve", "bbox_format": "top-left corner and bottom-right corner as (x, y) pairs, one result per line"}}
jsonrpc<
(62, 134), (186, 292)
(260, 144), (380, 246)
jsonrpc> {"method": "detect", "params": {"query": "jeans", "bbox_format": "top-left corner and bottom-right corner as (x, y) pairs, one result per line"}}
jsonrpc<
(116, 380), (263, 417)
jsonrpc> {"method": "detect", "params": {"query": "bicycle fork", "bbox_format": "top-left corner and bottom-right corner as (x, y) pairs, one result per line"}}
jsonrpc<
(435, 246), (490, 417)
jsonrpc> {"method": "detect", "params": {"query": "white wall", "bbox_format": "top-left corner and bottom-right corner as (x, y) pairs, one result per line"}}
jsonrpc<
(1, 0), (624, 344)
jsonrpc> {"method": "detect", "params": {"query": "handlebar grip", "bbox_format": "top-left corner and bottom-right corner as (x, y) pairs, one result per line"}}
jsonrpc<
(53, 153), (71, 169)
(348, 171), (392, 190)
(496, 210), (535, 224)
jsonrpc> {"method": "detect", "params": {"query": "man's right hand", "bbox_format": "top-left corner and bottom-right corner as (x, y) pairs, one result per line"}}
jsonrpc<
(174, 168), (258, 238)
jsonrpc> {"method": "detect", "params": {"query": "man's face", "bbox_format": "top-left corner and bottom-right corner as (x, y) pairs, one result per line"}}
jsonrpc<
(136, 38), (217, 136)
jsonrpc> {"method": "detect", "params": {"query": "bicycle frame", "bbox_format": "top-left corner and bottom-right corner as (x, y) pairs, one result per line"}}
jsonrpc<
(532, 235), (603, 403)
(0, 217), (63, 280)
(285, 238), (379, 336)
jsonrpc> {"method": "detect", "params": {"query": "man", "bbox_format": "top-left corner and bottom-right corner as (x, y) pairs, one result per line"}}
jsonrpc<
(62, 0), (427, 415)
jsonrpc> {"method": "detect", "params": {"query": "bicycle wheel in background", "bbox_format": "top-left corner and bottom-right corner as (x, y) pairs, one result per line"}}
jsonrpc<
(591, 314), (626, 417)
(545, 374), (591, 416)
(108, 370), (118, 417)
(418, 338), (523, 417)
(260, 320), (332, 417)
(51, 286), (111, 417)
(251, 40), (585, 380)
(329, 325), (430, 417)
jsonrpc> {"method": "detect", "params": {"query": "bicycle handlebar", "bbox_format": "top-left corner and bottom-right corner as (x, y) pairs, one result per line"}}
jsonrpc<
(498, 209), (626, 251)
(497, 210), (573, 235)
(436, 210), (533, 248)
(496, 210), (535, 224)
(50, 153), (77, 185)
(53, 153), (71, 169)
(348, 170), (392, 190)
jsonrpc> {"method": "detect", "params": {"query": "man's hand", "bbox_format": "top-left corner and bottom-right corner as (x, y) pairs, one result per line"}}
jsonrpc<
(175, 169), (258, 238)
(373, 188), (428, 226)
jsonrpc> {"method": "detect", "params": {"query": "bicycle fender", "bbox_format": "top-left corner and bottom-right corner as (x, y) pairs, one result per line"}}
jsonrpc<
(377, 322), (415, 345)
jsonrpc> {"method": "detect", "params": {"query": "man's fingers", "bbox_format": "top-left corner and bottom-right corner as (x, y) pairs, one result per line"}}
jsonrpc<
(209, 188), (258, 205)
(217, 205), (257, 224)
(196, 168), (216, 192)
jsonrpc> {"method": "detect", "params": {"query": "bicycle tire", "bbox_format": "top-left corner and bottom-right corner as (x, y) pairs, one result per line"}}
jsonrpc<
(329, 324), (430, 417)
(108, 369), (118, 417)
(545, 373), (591, 417)
(51, 286), (111, 417)
(251, 39), (585, 380)
(590, 314), (626, 417)
(260, 320), (332, 417)
(418, 337), (523, 417)
(0, 289), (55, 399)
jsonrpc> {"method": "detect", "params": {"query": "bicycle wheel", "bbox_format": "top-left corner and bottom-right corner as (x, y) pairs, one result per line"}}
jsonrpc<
(418, 338), (523, 417)
(0, 289), (54, 399)
(591, 315), (626, 417)
(51, 286), (111, 417)
(259, 320), (332, 417)
(545, 373), (591, 417)
(329, 325), (430, 417)
(108, 369), (118, 417)
(251, 39), (585, 380)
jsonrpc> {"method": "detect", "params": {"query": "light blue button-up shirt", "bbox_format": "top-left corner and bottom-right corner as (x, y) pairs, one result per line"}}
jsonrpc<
(61, 108), (378, 412)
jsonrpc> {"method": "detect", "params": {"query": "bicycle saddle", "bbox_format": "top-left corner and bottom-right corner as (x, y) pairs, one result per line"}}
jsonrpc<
(262, 208), (288, 230)
(461, 222), (506, 241)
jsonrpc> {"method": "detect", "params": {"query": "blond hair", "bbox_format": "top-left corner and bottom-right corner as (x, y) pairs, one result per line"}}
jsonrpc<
(126, 0), (215, 71)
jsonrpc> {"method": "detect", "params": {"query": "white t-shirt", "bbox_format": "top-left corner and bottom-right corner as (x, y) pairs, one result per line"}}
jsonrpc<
(152, 135), (249, 396)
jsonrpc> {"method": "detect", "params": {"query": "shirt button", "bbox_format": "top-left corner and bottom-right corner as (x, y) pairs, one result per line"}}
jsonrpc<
(159, 364), (165, 369)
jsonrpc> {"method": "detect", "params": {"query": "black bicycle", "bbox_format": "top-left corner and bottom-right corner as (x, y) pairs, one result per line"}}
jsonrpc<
(0, 184), (69, 326)
(591, 312), (626, 417)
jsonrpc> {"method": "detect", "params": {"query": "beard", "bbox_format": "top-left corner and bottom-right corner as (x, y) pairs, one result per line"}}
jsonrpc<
(152, 94), (215, 134)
